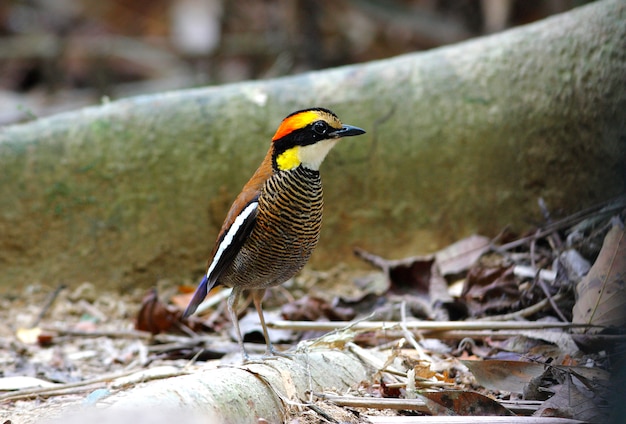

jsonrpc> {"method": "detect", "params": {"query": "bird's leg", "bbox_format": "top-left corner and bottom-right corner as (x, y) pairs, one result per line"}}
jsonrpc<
(251, 289), (292, 358)
(227, 286), (250, 361)
(251, 289), (273, 354)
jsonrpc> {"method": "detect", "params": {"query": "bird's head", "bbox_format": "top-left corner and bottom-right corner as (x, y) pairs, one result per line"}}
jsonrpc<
(271, 108), (365, 171)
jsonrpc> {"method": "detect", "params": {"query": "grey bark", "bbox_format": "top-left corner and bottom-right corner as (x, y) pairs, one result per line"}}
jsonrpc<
(0, 0), (624, 289)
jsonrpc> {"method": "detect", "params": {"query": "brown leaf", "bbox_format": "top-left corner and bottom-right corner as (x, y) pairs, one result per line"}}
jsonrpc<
(462, 359), (546, 393)
(280, 295), (356, 322)
(380, 377), (402, 398)
(436, 234), (491, 276)
(534, 368), (610, 421)
(462, 259), (520, 316)
(462, 262), (516, 299)
(419, 390), (515, 416)
(281, 295), (328, 321)
(353, 247), (451, 302)
(572, 217), (626, 332)
(135, 288), (181, 334)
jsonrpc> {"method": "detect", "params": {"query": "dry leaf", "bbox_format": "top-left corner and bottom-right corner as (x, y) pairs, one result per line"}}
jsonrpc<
(15, 327), (42, 344)
(281, 295), (356, 322)
(436, 234), (491, 276)
(462, 359), (546, 393)
(572, 218), (626, 332)
(353, 248), (452, 303)
(534, 368), (610, 421)
(135, 288), (182, 334)
(419, 390), (514, 416)
(461, 259), (520, 317)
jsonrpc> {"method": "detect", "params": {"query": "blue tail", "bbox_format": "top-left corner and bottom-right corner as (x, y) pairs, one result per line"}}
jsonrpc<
(182, 275), (211, 318)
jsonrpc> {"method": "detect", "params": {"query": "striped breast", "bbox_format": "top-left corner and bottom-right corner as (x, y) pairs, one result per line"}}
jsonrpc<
(218, 166), (324, 289)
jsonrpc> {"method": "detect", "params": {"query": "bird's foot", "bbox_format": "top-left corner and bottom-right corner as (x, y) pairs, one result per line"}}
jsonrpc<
(263, 345), (293, 360)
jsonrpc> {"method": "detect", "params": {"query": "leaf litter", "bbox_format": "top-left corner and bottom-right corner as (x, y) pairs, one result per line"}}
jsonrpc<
(1, 196), (625, 423)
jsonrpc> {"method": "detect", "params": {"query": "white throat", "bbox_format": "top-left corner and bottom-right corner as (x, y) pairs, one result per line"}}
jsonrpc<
(298, 139), (339, 170)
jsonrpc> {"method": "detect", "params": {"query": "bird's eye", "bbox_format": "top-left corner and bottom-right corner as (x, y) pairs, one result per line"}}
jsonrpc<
(312, 121), (328, 135)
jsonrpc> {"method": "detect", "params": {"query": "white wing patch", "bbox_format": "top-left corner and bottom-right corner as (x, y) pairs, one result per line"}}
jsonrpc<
(206, 201), (258, 279)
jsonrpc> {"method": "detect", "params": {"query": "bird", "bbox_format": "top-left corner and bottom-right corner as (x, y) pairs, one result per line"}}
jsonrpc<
(182, 107), (365, 360)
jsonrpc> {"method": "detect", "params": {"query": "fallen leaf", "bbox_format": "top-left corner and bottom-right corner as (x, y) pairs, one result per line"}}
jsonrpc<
(534, 368), (610, 422)
(462, 359), (546, 393)
(281, 295), (356, 322)
(281, 295), (328, 321)
(517, 330), (580, 358)
(572, 217), (626, 332)
(353, 248), (452, 302)
(436, 234), (491, 276)
(419, 390), (514, 416)
(135, 288), (182, 334)
(526, 365), (610, 406)
(16, 327), (42, 344)
(37, 332), (55, 347)
(461, 257), (520, 316)
(380, 376), (402, 398)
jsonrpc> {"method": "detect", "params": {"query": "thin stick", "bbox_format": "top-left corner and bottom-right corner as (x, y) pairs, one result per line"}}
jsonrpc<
(477, 293), (563, 321)
(377, 330), (626, 342)
(498, 197), (625, 251)
(399, 300), (427, 359)
(39, 326), (153, 340)
(315, 393), (552, 417)
(538, 197), (563, 250)
(0, 368), (142, 403)
(305, 403), (339, 424)
(536, 279), (568, 322)
(31, 284), (66, 327)
(313, 392), (429, 413)
(268, 318), (592, 332)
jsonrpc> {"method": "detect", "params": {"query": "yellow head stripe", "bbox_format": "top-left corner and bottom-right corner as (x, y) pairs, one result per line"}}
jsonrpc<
(272, 111), (320, 141)
(276, 146), (301, 171)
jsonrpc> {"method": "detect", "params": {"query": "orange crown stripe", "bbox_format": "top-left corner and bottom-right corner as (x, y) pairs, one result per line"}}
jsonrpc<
(272, 110), (320, 141)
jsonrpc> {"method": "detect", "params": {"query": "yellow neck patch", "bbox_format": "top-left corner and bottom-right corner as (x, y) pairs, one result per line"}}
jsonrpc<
(276, 146), (301, 171)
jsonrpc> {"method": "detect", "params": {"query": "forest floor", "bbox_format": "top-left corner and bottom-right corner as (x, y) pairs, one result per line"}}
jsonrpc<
(1, 197), (624, 423)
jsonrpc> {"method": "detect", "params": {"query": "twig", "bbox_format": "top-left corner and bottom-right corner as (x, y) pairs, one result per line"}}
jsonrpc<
(372, 379), (453, 389)
(530, 229), (539, 269)
(313, 392), (429, 413)
(396, 330), (626, 342)
(538, 197), (563, 250)
(269, 319), (592, 332)
(31, 284), (66, 327)
(305, 403), (339, 424)
(536, 279), (568, 322)
(513, 265), (556, 282)
(346, 341), (451, 389)
(477, 293), (563, 321)
(498, 196), (625, 251)
(315, 392), (563, 417)
(39, 326), (153, 340)
(0, 368), (141, 403)
(347, 342), (406, 378)
(399, 300), (427, 359)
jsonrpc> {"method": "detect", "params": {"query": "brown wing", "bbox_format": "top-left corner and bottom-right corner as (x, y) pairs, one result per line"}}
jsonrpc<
(183, 149), (273, 317)
(208, 148), (272, 264)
